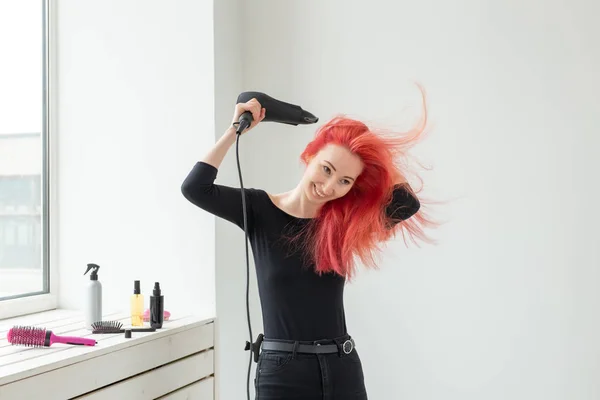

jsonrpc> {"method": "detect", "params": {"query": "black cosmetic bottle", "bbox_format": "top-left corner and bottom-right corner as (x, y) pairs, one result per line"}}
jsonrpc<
(150, 282), (164, 329)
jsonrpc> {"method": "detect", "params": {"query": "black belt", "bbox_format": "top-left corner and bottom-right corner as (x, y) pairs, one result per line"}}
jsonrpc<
(245, 333), (355, 362)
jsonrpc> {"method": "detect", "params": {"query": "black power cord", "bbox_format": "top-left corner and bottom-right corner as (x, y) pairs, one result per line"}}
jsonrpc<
(230, 98), (317, 399)
(233, 124), (256, 400)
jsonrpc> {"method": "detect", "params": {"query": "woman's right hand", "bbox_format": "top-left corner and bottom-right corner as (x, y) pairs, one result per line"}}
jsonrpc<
(231, 98), (266, 134)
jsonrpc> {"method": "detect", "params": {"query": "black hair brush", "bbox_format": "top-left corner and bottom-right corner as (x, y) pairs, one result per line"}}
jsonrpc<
(91, 321), (156, 334)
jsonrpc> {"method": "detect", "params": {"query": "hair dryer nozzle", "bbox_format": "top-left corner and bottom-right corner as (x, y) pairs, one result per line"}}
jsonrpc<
(301, 110), (319, 124)
(236, 92), (318, 132)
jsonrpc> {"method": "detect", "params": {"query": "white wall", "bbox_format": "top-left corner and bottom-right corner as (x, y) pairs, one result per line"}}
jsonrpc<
(56, 1), (216, 319)
(228, 1), (599, 399)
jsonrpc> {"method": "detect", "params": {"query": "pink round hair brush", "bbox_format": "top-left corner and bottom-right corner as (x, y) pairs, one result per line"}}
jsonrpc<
(7, 325), (97, 347)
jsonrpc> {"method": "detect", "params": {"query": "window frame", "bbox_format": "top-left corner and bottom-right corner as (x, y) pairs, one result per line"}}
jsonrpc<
(0, 0), (57, 320)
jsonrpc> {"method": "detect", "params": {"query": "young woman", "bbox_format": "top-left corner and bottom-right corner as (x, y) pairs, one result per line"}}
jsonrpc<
(182, 94), (431, 399)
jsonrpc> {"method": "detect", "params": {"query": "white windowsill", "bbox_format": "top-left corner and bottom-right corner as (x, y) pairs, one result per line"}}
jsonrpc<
(0, 293), (58, 320)
(0, 308), (216, 399)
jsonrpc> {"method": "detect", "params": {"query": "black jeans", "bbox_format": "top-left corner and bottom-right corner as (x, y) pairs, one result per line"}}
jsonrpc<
(254, 336), (368, 399)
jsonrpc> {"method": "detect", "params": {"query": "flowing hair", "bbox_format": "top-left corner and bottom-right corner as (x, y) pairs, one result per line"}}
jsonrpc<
(291, 85), (437, 280)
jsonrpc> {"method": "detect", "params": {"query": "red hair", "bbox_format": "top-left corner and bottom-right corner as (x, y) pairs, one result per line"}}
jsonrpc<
(293, 85), (436, 279)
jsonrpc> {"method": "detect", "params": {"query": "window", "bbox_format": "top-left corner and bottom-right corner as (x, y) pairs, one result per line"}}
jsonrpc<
(0, 0), (53, 318)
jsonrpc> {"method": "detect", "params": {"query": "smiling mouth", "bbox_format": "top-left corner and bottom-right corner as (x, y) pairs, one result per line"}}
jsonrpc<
(313, 183), (327, 198)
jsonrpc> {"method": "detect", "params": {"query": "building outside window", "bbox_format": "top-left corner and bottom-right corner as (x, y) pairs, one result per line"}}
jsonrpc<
(0, 0), (50, 308)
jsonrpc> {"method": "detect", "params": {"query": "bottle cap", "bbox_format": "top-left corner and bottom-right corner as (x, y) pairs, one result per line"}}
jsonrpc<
(124, 329), (132, 339)
(153, 282), (161, 296)
(84, 263), (100, 281)
(133, 280), (140, 294)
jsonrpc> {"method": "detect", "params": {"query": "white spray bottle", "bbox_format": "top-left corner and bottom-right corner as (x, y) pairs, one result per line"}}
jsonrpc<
(83, 263), (102, 330)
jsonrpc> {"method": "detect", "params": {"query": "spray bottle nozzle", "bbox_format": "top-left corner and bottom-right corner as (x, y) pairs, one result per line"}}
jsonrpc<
(84, 263), (100, 280)
(153, 282), (161, 296)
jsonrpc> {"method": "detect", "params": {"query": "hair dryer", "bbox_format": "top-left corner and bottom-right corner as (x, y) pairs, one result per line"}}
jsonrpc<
(235, 91), (319, 134)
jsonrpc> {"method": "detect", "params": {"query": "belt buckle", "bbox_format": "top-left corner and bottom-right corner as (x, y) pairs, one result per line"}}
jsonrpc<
(342, 339), (354, 354)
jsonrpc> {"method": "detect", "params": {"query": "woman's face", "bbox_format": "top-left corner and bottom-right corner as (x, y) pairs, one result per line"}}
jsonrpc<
(302, 144), (364, 204)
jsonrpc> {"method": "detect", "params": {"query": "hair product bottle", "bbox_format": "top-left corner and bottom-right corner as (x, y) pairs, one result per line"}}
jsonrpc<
(130, 280), (144, 326)
(83, 263), (102, 330)
(150, 282), (164, 329)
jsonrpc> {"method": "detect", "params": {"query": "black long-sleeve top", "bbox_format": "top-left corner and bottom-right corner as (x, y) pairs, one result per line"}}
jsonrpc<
(181, 161), (420, 341)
